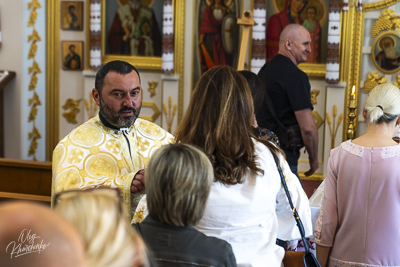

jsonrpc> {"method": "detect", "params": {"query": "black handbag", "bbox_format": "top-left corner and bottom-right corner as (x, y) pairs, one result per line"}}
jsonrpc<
(273, 154), (321, 267)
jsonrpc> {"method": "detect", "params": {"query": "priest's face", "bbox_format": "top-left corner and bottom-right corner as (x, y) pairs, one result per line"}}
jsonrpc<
(94, 70), (142, 128)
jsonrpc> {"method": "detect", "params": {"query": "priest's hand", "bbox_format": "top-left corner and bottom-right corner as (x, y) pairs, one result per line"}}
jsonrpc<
(131, 169), (145, 194)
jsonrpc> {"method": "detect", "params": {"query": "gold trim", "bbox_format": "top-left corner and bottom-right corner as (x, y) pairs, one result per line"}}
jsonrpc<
(299, 172), (324, 181)
(86, 0), (91, 70)
(140, 101), (161, 122)
(364, 0), (400, 12)
(173, 0), (185, 122)
(102, 55), (162, 70)
(394, 74), (400, 88)
(341, 7), (364, 141)
(46, 0), (60, 161)
(298, 63), (326, 77)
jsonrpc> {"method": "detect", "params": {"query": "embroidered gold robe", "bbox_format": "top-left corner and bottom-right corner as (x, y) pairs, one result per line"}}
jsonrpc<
(52, 115), (174, 218)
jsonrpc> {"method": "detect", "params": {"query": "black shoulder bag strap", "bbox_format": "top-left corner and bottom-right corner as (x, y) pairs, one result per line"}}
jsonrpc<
(272, 154), (321, 267)
(262, 87), (287, 133)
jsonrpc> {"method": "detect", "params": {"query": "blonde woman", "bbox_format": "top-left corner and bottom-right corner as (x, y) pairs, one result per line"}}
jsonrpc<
(315, 83), (400, 266)
(134, 143), (237, 266)
(54, 188), (148, 267)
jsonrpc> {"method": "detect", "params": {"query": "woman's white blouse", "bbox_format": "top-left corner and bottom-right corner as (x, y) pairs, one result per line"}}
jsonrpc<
(195, 141), (312, 267)
(133, 141), (312, 267)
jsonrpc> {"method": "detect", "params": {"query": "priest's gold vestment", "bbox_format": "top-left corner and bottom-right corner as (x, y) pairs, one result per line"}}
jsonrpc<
(51, 115), (174, 217)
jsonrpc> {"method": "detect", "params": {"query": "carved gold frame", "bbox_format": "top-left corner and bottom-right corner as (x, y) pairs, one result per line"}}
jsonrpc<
(299, 63), (326, 77)
(371, 31), (400, 74)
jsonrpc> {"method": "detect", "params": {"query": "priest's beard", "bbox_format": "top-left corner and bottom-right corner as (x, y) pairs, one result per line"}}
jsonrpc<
(383, 46), (396, 59)
(99, 98), (141, 128)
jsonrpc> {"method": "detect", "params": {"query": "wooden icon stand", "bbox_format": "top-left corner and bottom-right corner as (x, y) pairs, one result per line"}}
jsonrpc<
(237, 10), (254, 71)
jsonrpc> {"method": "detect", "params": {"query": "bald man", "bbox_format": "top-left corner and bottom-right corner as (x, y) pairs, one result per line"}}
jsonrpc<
(256, 24), (318, 181)
(0, 201), (86, 267)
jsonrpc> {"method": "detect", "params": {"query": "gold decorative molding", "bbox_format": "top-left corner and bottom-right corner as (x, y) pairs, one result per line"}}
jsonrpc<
(46, 0), (60, 160)
(62, 98), (82, 124)
(84, 92), (98, 119)
(371, 8), (400, 37)
(299, 172), (324, 181)
(363, 71), (387, 93)
(394, 74), (400, 88)
(341, 7), (364, 141)
(174, 1), (185, 122)
(27, 0), (42, 161)
(140, 101), (161, 122)
(348, 0), (358, 8)
(313, 110), (324, 129)
(326, 105), (343, 149)
(311, 89), (320, 105)
(298, 63), (326, 77)
(102, 55), (162, 70)
(147, 81), (159, 97)
(364, 0), (400, 12)
(163, 96), (177, 133)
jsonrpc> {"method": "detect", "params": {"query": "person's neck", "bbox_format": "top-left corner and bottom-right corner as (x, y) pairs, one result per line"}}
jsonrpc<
(365, 122), (397, 138)
(99, 112), (120, 130)
(352, 122), (398, 147)
(278, 50), (298, 65)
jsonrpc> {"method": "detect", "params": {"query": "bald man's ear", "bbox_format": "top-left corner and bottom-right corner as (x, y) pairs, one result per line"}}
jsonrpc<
(285, 40), (291, 50)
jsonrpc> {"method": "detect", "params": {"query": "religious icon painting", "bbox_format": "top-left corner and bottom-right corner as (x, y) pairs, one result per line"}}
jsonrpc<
(371, 31), (400, 74)
(266, 0), (329, 63)
(104, 0), (163, 57)
(192, 0), (240, 89)
(61, 1), (83, 31)
(61, 41), (83, 71)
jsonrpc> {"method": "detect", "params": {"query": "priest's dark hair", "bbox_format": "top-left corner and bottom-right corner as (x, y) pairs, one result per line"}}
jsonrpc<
(95, 60), (141, 95)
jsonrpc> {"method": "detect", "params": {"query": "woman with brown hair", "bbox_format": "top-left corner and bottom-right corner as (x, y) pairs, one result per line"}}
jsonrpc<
(174, 65), (312, 266)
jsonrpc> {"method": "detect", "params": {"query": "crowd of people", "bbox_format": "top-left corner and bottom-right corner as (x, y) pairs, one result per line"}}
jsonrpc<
(2, 22), (400, 267)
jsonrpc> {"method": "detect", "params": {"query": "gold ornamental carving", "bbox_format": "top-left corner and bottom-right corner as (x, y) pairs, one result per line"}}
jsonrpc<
(62, 98), (82, 124)
(363, 71), (387, 93)
(140, 101), (161, 122)
(311, 89), (320, 105)
(310, 89), (324, 129)
(27, 0), (42, 160)
(364, 0), (400, 12)
(163, 97), (177, 133)
(84, 92), (98, 119)
(326, 105), (343, 149)
(371, 8), (400, 37)
(348, 0), (358, 8)
(394, 74), (400, 88)
(147, 81), (158, 97)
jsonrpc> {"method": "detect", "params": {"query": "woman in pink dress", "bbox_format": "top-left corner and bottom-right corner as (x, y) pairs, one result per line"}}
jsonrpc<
(314, 83), (400, 266)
